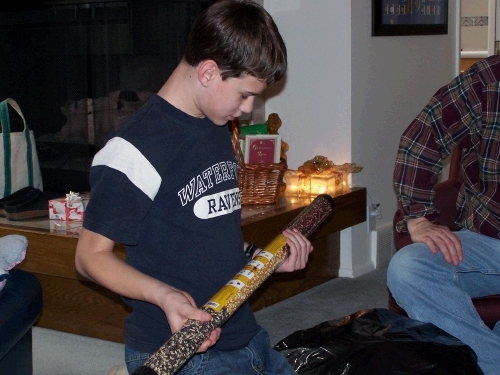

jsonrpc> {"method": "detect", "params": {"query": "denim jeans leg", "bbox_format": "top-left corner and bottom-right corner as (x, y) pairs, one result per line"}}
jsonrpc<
(124, 329), (293, 375)
(247, 328), (296, 375)
(387, 229), (500, 375)
(125, 346), (151, 374)
(176, 328), (295, 375)
(494, 320), (500, 337)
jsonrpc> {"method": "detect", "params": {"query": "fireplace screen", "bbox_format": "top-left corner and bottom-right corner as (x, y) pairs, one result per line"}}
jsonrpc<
(0, 0), (214, 193)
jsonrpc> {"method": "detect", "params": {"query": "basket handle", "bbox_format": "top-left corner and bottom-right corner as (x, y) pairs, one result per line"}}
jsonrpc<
(229, 119), (245, 166)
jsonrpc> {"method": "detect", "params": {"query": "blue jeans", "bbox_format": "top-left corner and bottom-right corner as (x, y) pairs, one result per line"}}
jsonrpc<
(125, 328), (295, 374)
(387, 229), (500, 375)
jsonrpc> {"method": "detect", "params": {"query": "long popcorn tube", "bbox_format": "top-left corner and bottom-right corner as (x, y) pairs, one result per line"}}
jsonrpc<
(132, 194), (335, 375)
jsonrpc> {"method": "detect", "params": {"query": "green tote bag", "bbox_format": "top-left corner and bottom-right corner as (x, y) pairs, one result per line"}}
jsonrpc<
(0, 98), (43, 198)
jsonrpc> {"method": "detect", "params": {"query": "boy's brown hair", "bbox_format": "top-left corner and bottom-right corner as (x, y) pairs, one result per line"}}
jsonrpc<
(183, 0), (287, 84)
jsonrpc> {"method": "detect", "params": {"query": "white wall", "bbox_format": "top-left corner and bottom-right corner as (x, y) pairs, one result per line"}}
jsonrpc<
(264, 0), (460, 277)
(263, 0), (352, 166)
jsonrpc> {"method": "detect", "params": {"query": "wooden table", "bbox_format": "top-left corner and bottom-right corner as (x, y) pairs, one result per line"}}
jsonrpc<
(1, 187), (365, 343)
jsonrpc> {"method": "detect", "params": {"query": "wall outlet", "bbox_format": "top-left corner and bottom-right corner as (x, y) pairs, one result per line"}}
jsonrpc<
(367, 205), (378, 232)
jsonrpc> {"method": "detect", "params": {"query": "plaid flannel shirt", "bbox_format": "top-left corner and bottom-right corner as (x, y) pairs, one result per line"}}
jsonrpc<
(394, 54), (500, 239)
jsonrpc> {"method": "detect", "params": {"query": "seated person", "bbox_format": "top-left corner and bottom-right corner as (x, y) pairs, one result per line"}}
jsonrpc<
(388, 54), (500, 375)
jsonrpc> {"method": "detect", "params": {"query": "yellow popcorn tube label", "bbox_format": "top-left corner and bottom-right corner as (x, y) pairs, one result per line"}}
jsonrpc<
(202, 234), (287, 313)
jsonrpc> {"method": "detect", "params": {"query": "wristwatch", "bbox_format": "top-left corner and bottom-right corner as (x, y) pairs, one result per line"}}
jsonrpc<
(245, 243), (259, 259)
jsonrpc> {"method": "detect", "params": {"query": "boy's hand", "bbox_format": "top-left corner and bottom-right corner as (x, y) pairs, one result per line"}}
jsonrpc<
(160, 287), (221, 353)
(276, 229), (313, 272)
(75, 228), (221, 352)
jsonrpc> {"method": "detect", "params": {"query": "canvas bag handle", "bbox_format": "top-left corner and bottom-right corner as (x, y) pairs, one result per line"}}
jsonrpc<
(0, 98), (34, 196)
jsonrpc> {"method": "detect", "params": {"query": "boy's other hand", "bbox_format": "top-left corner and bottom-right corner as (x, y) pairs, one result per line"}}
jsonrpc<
(276, 228), (313, 272)
(160, 287), (221, 352)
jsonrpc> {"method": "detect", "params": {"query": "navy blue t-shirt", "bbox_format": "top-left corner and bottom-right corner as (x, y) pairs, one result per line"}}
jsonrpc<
(83, 95), (260, 353)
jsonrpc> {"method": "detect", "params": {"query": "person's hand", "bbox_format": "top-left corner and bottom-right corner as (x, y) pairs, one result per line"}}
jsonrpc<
(276, 229), (313, 272)
(159, 286), (221, 353)
(407, 217), (462, 265)
(76, 228), (220, 352)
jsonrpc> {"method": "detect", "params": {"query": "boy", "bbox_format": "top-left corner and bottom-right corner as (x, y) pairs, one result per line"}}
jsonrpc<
(75, 1), (312, 374)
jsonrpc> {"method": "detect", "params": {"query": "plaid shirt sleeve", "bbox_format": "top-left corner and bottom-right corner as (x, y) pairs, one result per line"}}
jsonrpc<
(394, 55), (500, 235)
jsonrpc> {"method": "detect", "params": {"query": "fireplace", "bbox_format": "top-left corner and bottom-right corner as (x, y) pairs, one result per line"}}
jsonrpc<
(0, 0), (214, 193)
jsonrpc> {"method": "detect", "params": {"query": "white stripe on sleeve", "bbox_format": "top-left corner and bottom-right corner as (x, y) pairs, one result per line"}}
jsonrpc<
(92, 137), (162, 200)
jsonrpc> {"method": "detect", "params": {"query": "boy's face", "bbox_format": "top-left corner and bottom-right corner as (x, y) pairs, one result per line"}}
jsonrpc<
(201, 73), (268, 126)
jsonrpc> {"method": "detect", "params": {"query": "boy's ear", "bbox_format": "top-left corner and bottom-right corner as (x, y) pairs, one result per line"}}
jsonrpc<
(198, 60), (219, 87)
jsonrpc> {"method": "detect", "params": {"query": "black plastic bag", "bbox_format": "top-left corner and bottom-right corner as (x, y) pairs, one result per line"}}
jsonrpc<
(274, 308), (483, 375)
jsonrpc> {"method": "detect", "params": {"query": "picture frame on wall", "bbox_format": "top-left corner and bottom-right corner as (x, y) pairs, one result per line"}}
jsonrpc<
(244, 135), (281, 164)
(372, 0), (448, 36)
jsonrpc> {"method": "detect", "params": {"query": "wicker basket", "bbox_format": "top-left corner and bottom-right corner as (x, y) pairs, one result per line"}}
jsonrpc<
(230, 121), (287, 205)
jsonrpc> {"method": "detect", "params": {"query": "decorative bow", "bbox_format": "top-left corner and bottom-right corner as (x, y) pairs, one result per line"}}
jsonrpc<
(297, 156), (336, 176)
(65, 191), (82, 201)
(297, 155), (363, 176)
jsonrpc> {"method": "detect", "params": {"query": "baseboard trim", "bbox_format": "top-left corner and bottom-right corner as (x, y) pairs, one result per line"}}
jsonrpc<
(338, 260), (375, 278)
